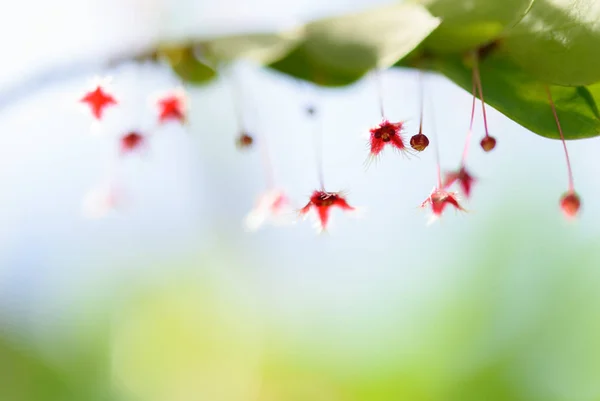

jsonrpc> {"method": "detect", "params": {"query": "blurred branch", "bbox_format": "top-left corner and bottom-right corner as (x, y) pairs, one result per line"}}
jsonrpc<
(0, 49), (159, 112)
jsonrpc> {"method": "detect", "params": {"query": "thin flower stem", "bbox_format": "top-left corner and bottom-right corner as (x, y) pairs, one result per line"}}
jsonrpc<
(472, 51), (490, 138)
(259, 132), (276, 189)
(461, 70), (478, 164)
(545, 85), (575, 192)
(229, 66), (275, 188)
(301, 81), (325, 189)
(423, 73), (443, 188)
(374, 69), (386, 119)
(314, 105), (325, 190)
(227, 66), (246, 134)
(418, 69), (424, 135)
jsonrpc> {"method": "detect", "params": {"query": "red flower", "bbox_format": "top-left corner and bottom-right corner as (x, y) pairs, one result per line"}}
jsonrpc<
(421, 188), (466, 222)
(157, 92), (186, 124)
(80, 86), (116, 120)
(244, 189), (293, 231)
(299, 190), (354, 231)
(444, 166), (476, 198)
(369, 120), (408, 158)
(120, 132), (146, 155)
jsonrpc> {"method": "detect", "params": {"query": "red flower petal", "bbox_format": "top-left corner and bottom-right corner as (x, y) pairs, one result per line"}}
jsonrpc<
(158, 94), (186, 124)
(81, 86), (116, 120)
(300, 190), (355, 230)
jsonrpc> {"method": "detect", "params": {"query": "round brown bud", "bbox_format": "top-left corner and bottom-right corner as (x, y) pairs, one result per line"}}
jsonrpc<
(560, 191), (581, 218)
(480, 136), (497, 152)
(410, 133), (429, 152)
(236, 132), (254, 149)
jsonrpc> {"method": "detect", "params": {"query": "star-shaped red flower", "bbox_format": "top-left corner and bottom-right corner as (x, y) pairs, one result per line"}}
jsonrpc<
(157, 93), (186, 124)
(368, 119), (409, 158)
(80, 86), (116, 120)
(444, 166), (476, 198)
(421, 188), (466, 221)
(244, 189), (293, 231)
(299, 190), (354, 231)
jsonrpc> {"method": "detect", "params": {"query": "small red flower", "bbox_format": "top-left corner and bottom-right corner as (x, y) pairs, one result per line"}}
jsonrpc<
(157, 92), (186, 124)
(120, 132), (146, 155)
(421, 188), (466, 221)
(80, 86), (116, 120)
(369, 120), (408, 158)
(299, 190), (354, 231)
(244, 189), (292, 231)
(444, 166), (476, 198)
(560, 191), (581, 219)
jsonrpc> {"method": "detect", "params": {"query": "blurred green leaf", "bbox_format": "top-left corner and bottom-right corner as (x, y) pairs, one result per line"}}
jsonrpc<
(430, 53), (600, 139)
(269, 3), (440, 86)
(419, 0), (533, 52)
(503, 0), (600, 86)
(160, 46), (216, 84)
(0, 335), (72, 401)
(203, 29), (305, 65)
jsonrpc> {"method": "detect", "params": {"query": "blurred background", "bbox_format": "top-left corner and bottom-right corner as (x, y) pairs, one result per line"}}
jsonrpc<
(1, 1), (600, 401)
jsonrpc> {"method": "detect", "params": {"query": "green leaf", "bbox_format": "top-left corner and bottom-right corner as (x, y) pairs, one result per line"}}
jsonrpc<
(269, 3), (440, 86)
(430, 53), (600, 139)
(418, 0), (533, 52)
(502, 0), (600, 86)
(202, 28), (305, 65)
(0, 336), (72, 401)
(159, 46), (216, 84)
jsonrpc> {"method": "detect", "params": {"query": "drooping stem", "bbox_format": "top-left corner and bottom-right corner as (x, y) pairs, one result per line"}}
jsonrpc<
(300, 80), (326, 190)
(545, 85), (575, 192)
(311, 104), (325, 190)
(423, 73), (442, 188)
(229, 66), (275, 188)
(374, 69), (386, 119)
(461, 70), (478, 164)
(418, 70), (424, 135)
(258, 131), (276, 189)
(227, 66), (246, 134)
(472, 51), (490, 138)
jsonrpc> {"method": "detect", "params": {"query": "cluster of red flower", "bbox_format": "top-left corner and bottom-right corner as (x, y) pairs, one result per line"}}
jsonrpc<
(79, 83), (187, 218)
(79, 53), (581, 229)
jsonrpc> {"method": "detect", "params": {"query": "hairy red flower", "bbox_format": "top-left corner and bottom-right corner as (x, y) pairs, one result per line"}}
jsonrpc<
(421, 188), (466, 220)
(157, 93), (186, 124)
(444, 166), (476, 198)
(369, 120), (408, 157)
(80, 86), (116, 120)
(120, 132), (146, 155)
(299, 190), (354, 231)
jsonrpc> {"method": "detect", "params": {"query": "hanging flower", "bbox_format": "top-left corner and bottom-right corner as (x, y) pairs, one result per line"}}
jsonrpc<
(244, 189), (293, 231)
(299, 190), (355, 232)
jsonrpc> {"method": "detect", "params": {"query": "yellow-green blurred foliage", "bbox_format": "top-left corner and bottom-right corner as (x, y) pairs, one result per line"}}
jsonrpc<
(2, 216), (600, 401)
